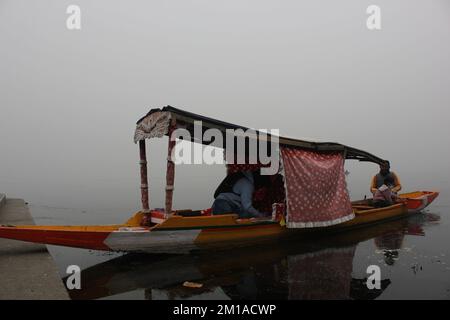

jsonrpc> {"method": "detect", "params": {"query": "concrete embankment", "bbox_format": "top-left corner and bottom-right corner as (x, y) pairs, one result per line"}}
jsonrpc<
(0, 195), (69, 299)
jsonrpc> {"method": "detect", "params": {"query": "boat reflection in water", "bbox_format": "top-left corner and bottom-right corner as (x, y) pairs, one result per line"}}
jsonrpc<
(65, 213), (440, 300)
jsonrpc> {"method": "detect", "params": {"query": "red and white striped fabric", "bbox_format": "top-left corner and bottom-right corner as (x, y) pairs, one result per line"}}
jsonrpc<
(281, 147), (354, 228)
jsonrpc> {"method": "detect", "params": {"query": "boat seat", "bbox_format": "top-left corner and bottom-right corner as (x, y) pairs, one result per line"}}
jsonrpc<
(176, 210), (203, 217)
(352, 205), (374, 210)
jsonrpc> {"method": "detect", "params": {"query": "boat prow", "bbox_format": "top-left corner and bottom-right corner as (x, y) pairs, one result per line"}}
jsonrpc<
(398, 191), (439, 213)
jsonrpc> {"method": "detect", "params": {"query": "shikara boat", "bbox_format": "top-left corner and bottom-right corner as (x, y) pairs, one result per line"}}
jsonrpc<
(0, 107), (439, 253)
(66, 213), (439, 299)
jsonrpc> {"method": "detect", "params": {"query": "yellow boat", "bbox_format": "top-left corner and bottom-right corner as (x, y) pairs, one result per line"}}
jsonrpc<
(66, 213), (435, 300)
(0, 107), (439, 253)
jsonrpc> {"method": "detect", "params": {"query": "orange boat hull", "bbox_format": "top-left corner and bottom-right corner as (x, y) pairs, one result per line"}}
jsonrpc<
(398, 191), (439, 213)
(0, 191), (439, 253)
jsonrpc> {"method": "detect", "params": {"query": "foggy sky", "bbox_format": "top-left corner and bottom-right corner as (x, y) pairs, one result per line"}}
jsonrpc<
(1, 0), (449, 217)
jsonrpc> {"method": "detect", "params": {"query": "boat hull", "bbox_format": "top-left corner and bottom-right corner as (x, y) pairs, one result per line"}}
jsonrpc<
(398, 191), (440, 213)
(0, 191), (439, 253)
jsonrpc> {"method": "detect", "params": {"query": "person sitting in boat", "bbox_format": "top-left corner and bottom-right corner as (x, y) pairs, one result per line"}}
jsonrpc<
(370, 161), (402, 195)
(372, 176), (399, 208)
(212, 169), (268, 218)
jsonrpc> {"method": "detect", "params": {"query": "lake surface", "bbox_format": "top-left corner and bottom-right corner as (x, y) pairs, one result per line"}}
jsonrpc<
(30, 197), (450, 300)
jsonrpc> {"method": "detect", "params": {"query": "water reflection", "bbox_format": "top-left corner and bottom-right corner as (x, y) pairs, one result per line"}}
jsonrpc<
(65, 213), (441, 300)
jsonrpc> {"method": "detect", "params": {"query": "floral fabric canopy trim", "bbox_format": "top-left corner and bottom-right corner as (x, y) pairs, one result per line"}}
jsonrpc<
(134, 111), (171, 143)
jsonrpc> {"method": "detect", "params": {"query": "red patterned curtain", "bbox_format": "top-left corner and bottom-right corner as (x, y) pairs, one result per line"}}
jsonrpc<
(281, 147), (354, 228)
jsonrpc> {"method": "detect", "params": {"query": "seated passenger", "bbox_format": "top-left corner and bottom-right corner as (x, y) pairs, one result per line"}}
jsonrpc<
(373, 177), (398, 208)
(212, 169), (268, 218)
(252, 174), (285, 214)
(370, 161), (402, 195)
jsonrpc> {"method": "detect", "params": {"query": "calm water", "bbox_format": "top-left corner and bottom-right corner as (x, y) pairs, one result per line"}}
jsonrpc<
(30, 202), (450, 300)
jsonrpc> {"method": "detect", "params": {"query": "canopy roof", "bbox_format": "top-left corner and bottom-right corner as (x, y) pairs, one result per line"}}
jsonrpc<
(135, 106), (385, 165)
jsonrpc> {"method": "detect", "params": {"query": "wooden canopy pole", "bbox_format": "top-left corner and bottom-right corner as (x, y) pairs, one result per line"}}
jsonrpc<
(139, 139), (150, 213)
(165, 119), (177, 217)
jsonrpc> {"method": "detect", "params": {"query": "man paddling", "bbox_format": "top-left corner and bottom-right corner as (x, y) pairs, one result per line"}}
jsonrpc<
(370, 161), (402, 196)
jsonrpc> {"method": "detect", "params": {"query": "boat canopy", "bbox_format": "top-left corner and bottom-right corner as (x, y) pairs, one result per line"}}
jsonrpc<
(133, 106), (386, 228)
(134, 106), (385, 164)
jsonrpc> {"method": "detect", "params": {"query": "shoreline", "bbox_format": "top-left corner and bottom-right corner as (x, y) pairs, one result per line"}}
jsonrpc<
(0, 195), (69, 300)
